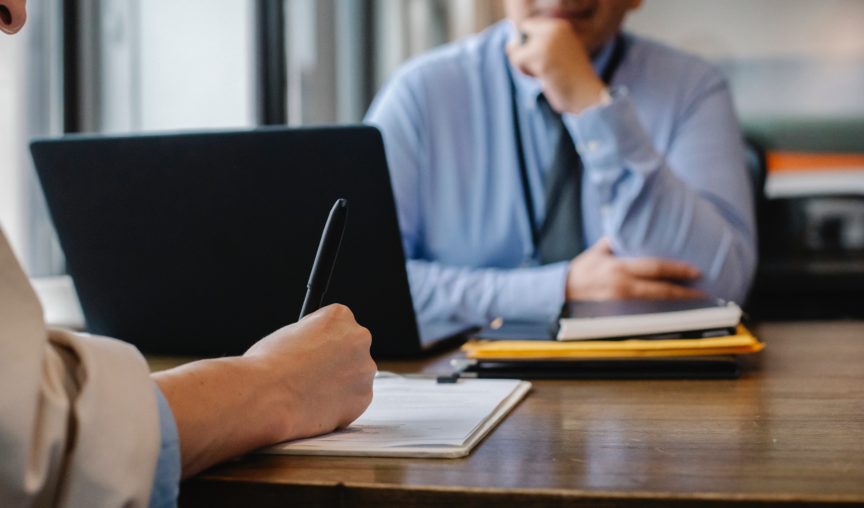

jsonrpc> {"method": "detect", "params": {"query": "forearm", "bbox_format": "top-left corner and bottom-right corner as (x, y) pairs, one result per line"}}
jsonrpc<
(609, 166), (756, 301)
(152, 356), (286, 478)
(408, 259), (570, 325)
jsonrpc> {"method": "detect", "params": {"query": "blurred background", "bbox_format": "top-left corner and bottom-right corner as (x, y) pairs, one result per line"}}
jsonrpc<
(2, 0), (862, 318)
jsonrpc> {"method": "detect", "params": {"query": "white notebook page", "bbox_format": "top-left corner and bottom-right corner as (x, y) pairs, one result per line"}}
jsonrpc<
(262, 375), (529, 457)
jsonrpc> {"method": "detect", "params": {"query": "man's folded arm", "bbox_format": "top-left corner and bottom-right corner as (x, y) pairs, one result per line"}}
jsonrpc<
(565, 72), (757, 303)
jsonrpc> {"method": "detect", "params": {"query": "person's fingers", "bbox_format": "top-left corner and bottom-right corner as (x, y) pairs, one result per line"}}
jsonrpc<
(626, 279), (705, 299)
(518, 17), (553, 36)
(509, 18), (562, 70)
(621, 257), (700, 280)
(506, 39), (542, 77)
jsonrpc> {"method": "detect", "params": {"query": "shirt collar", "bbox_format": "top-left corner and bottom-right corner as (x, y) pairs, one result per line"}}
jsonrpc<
(505, 21), (619, 111)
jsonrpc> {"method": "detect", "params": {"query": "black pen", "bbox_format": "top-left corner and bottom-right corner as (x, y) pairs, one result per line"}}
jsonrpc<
(299, 198), (348, 320)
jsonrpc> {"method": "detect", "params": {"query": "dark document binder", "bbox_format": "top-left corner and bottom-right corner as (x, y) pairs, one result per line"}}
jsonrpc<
(462, 356), (743, 380)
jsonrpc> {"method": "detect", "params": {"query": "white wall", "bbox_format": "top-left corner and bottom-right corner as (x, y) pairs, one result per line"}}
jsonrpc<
(625, 0), (864, 120)
(626, 0), (864, 59)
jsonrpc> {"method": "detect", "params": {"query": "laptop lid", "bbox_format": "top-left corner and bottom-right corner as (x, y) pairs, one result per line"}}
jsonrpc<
(31, 126), (460, 358)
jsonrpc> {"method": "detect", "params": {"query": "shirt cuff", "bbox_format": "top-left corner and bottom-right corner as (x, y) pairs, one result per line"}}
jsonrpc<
(149, 384), (181, 508)
(494, 262), (569, 321)
(563, 91), (662, 199)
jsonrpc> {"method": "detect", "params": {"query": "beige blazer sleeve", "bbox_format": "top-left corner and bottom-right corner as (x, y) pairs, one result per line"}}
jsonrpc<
(0, 229), (161, 507)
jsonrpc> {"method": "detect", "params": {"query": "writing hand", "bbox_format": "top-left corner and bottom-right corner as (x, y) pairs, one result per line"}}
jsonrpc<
(566, 237), (705, 300)
(245, 304), (376, 436)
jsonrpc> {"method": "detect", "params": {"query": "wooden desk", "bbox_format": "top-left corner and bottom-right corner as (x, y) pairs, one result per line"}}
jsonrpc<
(178, 321), (864, 507)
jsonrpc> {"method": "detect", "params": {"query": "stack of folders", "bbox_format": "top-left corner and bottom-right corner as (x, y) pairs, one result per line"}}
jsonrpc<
(461, 298), (763, 380)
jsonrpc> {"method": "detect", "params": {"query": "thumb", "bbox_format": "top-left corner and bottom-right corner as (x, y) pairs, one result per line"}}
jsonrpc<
(589, 236), (614, 255)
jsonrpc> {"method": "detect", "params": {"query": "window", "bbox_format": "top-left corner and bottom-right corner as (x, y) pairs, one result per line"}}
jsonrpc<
(84, 0), (255, 133)
(4, 0), (504, 276)
(1, 0), (65, 275)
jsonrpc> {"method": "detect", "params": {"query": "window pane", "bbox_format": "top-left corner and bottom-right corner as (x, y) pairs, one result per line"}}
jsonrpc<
(97, 0), (255, 133)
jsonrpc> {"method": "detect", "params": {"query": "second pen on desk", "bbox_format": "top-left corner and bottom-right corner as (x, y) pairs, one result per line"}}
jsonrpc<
(299, 198), (348, 320)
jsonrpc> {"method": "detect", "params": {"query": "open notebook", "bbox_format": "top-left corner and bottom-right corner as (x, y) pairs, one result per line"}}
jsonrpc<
(261, 375), (531, 458)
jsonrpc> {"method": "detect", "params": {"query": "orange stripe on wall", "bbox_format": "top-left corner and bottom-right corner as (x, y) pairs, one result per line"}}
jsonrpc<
(767, 152), (864, 173)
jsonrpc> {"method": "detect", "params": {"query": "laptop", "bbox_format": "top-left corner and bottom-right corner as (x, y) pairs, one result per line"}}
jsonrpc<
(31, 126), (466, 358)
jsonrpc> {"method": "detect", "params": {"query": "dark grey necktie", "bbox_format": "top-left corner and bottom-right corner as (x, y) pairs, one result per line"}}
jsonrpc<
(536, 97), (584, 264)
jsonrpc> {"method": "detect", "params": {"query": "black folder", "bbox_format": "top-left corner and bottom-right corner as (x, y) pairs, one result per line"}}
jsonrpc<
(461, 356), (743, 380)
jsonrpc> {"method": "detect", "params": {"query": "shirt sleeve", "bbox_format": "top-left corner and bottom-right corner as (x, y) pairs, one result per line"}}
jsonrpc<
(148, 385), (181, 508)
(564, 76), (756, 303)
(407, 259), (570, 325)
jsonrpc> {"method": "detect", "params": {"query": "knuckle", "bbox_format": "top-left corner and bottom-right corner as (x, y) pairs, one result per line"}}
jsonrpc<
(633, 285), (652, 299)
(355, 325), (373, 347)
(318, 304), (336, 319)
(638, 259), (662, 278)
(331, 303), (355, 320)
(366, 357), (378, 376)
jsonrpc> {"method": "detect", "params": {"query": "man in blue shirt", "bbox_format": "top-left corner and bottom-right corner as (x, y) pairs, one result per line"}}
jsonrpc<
(366, 0), (756, 328)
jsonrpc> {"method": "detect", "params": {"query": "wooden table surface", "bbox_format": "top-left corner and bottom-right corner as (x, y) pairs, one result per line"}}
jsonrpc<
(177, 321), (864, 507)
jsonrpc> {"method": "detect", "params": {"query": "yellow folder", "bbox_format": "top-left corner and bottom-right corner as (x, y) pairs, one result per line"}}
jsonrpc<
(462, 325), (763, 360)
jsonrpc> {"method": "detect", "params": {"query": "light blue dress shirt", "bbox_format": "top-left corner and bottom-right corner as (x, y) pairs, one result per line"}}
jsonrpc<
(365, 20), (756, 328)
(149, 384), (181, 508)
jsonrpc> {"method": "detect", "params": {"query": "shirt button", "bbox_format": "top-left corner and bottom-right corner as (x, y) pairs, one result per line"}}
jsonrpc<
(587, 140), (600, 152)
